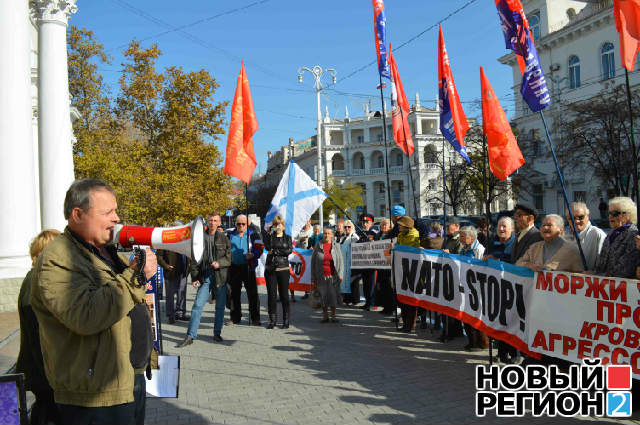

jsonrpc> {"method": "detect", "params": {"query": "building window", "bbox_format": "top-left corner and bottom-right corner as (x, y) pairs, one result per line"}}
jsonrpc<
(568, 55), (580, 89)
(533, 184), (544, 210)
(429, 179), (437, 190)
(356, 135), (364, 144)
(573, 191), (586, 202)
(395, 153), (403, 167)
(424, 145), (438, 164)
(377, 155), (384, 168)
(379, 204), (386, 217)
(601, 42), (615, 80)
(378, 184), (385, 194)
(430, 203), (440, 213)
(529, 11), (541, 41)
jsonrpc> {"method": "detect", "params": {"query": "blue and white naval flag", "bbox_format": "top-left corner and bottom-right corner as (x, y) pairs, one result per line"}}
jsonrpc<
(265, 161), (328, 239)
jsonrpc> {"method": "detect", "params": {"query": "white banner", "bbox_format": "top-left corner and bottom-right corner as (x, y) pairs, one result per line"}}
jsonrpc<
(351, 240), (392, 270)
(527, 270), (640, 379)
(393, 245), (536, 355)
(255, 248), (314, 292)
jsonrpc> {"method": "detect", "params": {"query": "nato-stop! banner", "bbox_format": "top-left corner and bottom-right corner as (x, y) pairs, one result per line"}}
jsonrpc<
(527, 270), (640, 378)
(393, 245), (537, 356)
(255, 248), (313, 292)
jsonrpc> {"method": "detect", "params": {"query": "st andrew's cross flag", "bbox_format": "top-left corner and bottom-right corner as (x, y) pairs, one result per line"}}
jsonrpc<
(438, 26), (470, 163)
(372, 0), (391, 82)
(614, 0), (640, 71)
(389, 46), (414, 156)
(224, 62), (258, 183)
(481, 67), (524, 181)
(494, 0), (551, 112)
(264, 161), (328, 239)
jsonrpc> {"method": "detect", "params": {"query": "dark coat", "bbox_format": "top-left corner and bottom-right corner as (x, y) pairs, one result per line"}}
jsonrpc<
(190, 230), (231, 288)
(595, 223), (640, 278)
(156, 250), (191, 280)
(510, 227), (543, 263)
(444, 232), (462, 254)
(263, 231), (293, 269)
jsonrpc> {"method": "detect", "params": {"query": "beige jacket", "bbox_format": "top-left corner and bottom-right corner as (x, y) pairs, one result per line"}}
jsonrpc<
(516, 239), (585, 273)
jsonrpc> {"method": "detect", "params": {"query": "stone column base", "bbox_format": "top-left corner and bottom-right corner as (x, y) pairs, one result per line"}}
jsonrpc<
(0, 278), (23, 312)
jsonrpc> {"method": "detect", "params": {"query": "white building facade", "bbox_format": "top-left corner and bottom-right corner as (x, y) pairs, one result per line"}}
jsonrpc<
(0, 0), (77, 311)
(500, 0), (640, 215)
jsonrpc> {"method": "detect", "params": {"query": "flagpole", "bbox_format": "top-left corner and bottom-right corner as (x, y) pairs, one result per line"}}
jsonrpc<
(539, 111), (588, 270)
(482, 133), (494, 366)
(325, 196), (365, 236)
(624, 68), (639, 220)
(442, 136), (447, 247)
(245, 181), (252, 325)
(377, 76), (399, 331)
(378, 74), (393, 222)
(398, 107), (420, 217)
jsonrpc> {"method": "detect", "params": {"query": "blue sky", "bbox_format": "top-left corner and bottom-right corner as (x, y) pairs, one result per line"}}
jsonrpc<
(72, 0), (516, 174)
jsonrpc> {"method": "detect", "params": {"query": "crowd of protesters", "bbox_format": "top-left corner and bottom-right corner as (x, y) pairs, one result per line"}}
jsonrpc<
(15, 175), (640, 424)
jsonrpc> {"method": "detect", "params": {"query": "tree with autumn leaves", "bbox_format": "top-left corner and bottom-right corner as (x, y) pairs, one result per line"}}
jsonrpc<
(68, 27), (239, 226)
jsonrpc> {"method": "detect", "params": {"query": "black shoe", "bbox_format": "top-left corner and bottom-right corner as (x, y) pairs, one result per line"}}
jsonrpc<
(301, 293), (309, 300)
(175, 337), (193, 348)
(225, 320), (238, 326)
(330, 317), (339, 323)
(251, 321), (262, 326)
(213, 334), (223, 342)
(282, 322), (289, 329)
(290, 294), (296, 303)
(320, 318), (329, 323)
(177, 315), (190, 321)
(168, 317), (176, 324)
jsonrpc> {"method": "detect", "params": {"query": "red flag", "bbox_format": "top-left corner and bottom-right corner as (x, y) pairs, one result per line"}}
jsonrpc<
(438, 26), (470, 163)
(481, 67), (524, 181)
(224, 62), (258, 183)
(614, 0), (640, 71)
(388, 46), (414, 156)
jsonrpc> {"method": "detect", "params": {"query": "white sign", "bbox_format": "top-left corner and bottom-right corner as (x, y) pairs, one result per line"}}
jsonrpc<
(351, 240), (392, 270)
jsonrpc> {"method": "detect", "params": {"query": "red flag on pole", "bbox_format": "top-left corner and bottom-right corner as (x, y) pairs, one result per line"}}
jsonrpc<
(614, 0), (640, 71)
(481, 67), (524, 181)
(224, 62), (258, 183)
(388, 46), (414, 156)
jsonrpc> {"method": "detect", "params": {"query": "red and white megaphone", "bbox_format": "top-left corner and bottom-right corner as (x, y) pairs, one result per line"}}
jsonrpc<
(111, 216), (205, 264)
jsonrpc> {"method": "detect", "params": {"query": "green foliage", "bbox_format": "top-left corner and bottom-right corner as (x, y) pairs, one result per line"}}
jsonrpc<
(322, 178), (364, 220)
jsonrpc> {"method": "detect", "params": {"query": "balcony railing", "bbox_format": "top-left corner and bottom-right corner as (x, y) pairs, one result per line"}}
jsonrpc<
(333, 169), (346, 176)
(351, 169), (365, 176)
(389, 166), (405, 174)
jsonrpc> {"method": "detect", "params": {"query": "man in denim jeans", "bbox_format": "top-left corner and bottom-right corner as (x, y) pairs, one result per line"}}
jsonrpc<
(176, 213), (231, 347)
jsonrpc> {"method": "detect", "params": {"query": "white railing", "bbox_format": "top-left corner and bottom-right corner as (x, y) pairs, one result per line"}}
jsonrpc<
(332, 170), (346, 176)
(389, 166), (405, 174)
(423, 163), (440, 170)
(351, 169), (365, 176)
(368, 168), (385, 175)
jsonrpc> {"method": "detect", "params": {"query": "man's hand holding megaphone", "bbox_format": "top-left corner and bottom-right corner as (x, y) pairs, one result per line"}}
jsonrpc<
(129, 248), (158, 281)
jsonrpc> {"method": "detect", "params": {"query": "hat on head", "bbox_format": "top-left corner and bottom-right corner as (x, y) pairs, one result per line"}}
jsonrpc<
(396, 216), (414, 228)
(360, 213), (374, 222)
(514, 203), (536, 218)
(391, 205), (406, 217)
(445, 216), (460, 226)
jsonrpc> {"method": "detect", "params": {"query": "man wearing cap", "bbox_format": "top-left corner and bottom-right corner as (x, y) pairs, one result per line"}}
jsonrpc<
(389, 205), (429, 240)
(356, 213), (378, 310)
(443, 217), (463, 254)
(510, 203), (543, 263)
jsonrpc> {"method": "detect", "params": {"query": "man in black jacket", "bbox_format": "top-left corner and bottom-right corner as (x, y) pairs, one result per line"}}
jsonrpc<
(176, 213), (231, 347)
(357, 213), (378, 310)
(511, 203), (543, 263)
(157, 224), (191, 324)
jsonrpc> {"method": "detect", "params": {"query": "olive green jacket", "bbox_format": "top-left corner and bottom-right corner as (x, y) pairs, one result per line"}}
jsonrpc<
(30, 228), (146, 407)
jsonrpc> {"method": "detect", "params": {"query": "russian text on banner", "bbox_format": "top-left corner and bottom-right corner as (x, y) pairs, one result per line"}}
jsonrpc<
(527, 270), (640, 379)
(351, 240), (392, 270)
(255, 248), (314, 292)
(393, 244), (538, 356)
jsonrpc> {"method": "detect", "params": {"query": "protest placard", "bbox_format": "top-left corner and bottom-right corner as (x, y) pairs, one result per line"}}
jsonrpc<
(351, 240), (392, 270)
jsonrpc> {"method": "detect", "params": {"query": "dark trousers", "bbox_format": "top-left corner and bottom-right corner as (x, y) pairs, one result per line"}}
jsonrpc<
(165, 274), (187, 318)
(344, 273), (361, 304)
(230, 264), (260, 323)
(133, 374), (146, 425)
(361, 270), (376, 307)
(30, 389), (59, 425)
(265, 269), (290, 320)
(376, 270), (395, 311)
(57, 402), (135, 425)
(498, 340), (520, 362)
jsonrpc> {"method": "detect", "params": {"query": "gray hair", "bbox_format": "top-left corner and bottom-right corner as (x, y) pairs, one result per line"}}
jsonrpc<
(569, 202), (589, 215)
(323, 226), (335, 235)
(497, 216), (515, 228)
(460, 226), (477, 239)
(235, 214), (247, 223)
(544, 214), (564, 228)
(64, 178), (115, 220)
(609, 196), (637, 224)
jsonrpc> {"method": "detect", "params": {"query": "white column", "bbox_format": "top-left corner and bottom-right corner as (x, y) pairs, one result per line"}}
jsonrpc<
(32, 0), (77, 231)
(0, 0), (40, 278)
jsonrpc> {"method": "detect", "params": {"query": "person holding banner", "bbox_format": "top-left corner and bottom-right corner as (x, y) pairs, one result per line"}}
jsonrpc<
(516, 215), (584, 273)
(443, 217), (462, 254)
(459, 227), (485, 259)
(595, 197), (640, 278)
(396, 216), (420, 332)
(311, 227), (344, 323)
(341, 221), (361, 305)
(563, 202), (606, 271)
(483, 217), (516, 262)
(263, 215), (293, 329)
(375, 219), (395, 315)
(357, 213), (378, 311)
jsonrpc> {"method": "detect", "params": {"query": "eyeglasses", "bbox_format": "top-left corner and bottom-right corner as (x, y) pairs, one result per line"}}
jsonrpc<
(345, 226), (352, 228)
(237, 223), (247, 226)
(573, 215), (586, 220)
(608, 210), (625, 217)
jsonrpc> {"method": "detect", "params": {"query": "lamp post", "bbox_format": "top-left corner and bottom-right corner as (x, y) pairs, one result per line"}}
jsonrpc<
(298, 65), (337, 227)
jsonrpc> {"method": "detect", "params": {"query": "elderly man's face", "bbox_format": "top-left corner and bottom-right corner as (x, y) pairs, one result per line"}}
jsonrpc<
(496, 220), (513, 241)
(540, 217), (563, 243)
(322, 229), (334, 243)
(380, 221), (390, 233)
(337, 222), (344, 232)
(236, 217), (247, 232)
(71, 189), (120, 247)
(568, 208), (588, 232)
(446, 224), (459, 236)
(514, 209), (533, 231)
(313, 225), (321, 234)
(460, 232), (475, 247)
(208, 215), (221, 233)
(362, 220), (372, 230)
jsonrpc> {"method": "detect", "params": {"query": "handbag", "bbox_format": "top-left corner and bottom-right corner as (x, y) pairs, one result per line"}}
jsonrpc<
(308, 287), (322, 309)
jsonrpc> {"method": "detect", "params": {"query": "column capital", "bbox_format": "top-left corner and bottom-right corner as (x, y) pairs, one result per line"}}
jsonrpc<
(30, 0), (77, 26)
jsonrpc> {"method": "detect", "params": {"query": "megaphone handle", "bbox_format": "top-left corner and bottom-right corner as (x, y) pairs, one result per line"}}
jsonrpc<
(133, 247), (147, 286)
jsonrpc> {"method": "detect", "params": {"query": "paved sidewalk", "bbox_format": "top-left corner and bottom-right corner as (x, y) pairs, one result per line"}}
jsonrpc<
(146, 287), (639, 425)
(0, 311), (20, 373)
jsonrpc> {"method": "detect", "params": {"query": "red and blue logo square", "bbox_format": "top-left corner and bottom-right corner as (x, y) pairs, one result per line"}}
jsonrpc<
(606, 365), (632, 417)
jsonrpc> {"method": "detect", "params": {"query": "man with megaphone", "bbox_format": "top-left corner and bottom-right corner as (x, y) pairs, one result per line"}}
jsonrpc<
(30, 178), (156, 425)
(176, 213), (231, 347)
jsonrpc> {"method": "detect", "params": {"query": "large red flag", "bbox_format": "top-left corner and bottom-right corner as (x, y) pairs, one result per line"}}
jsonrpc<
(614, 0), (640, 71)
(224, 62), (258, 183)
(481, 67), (524, 181)
(388, 46), (414, 156)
